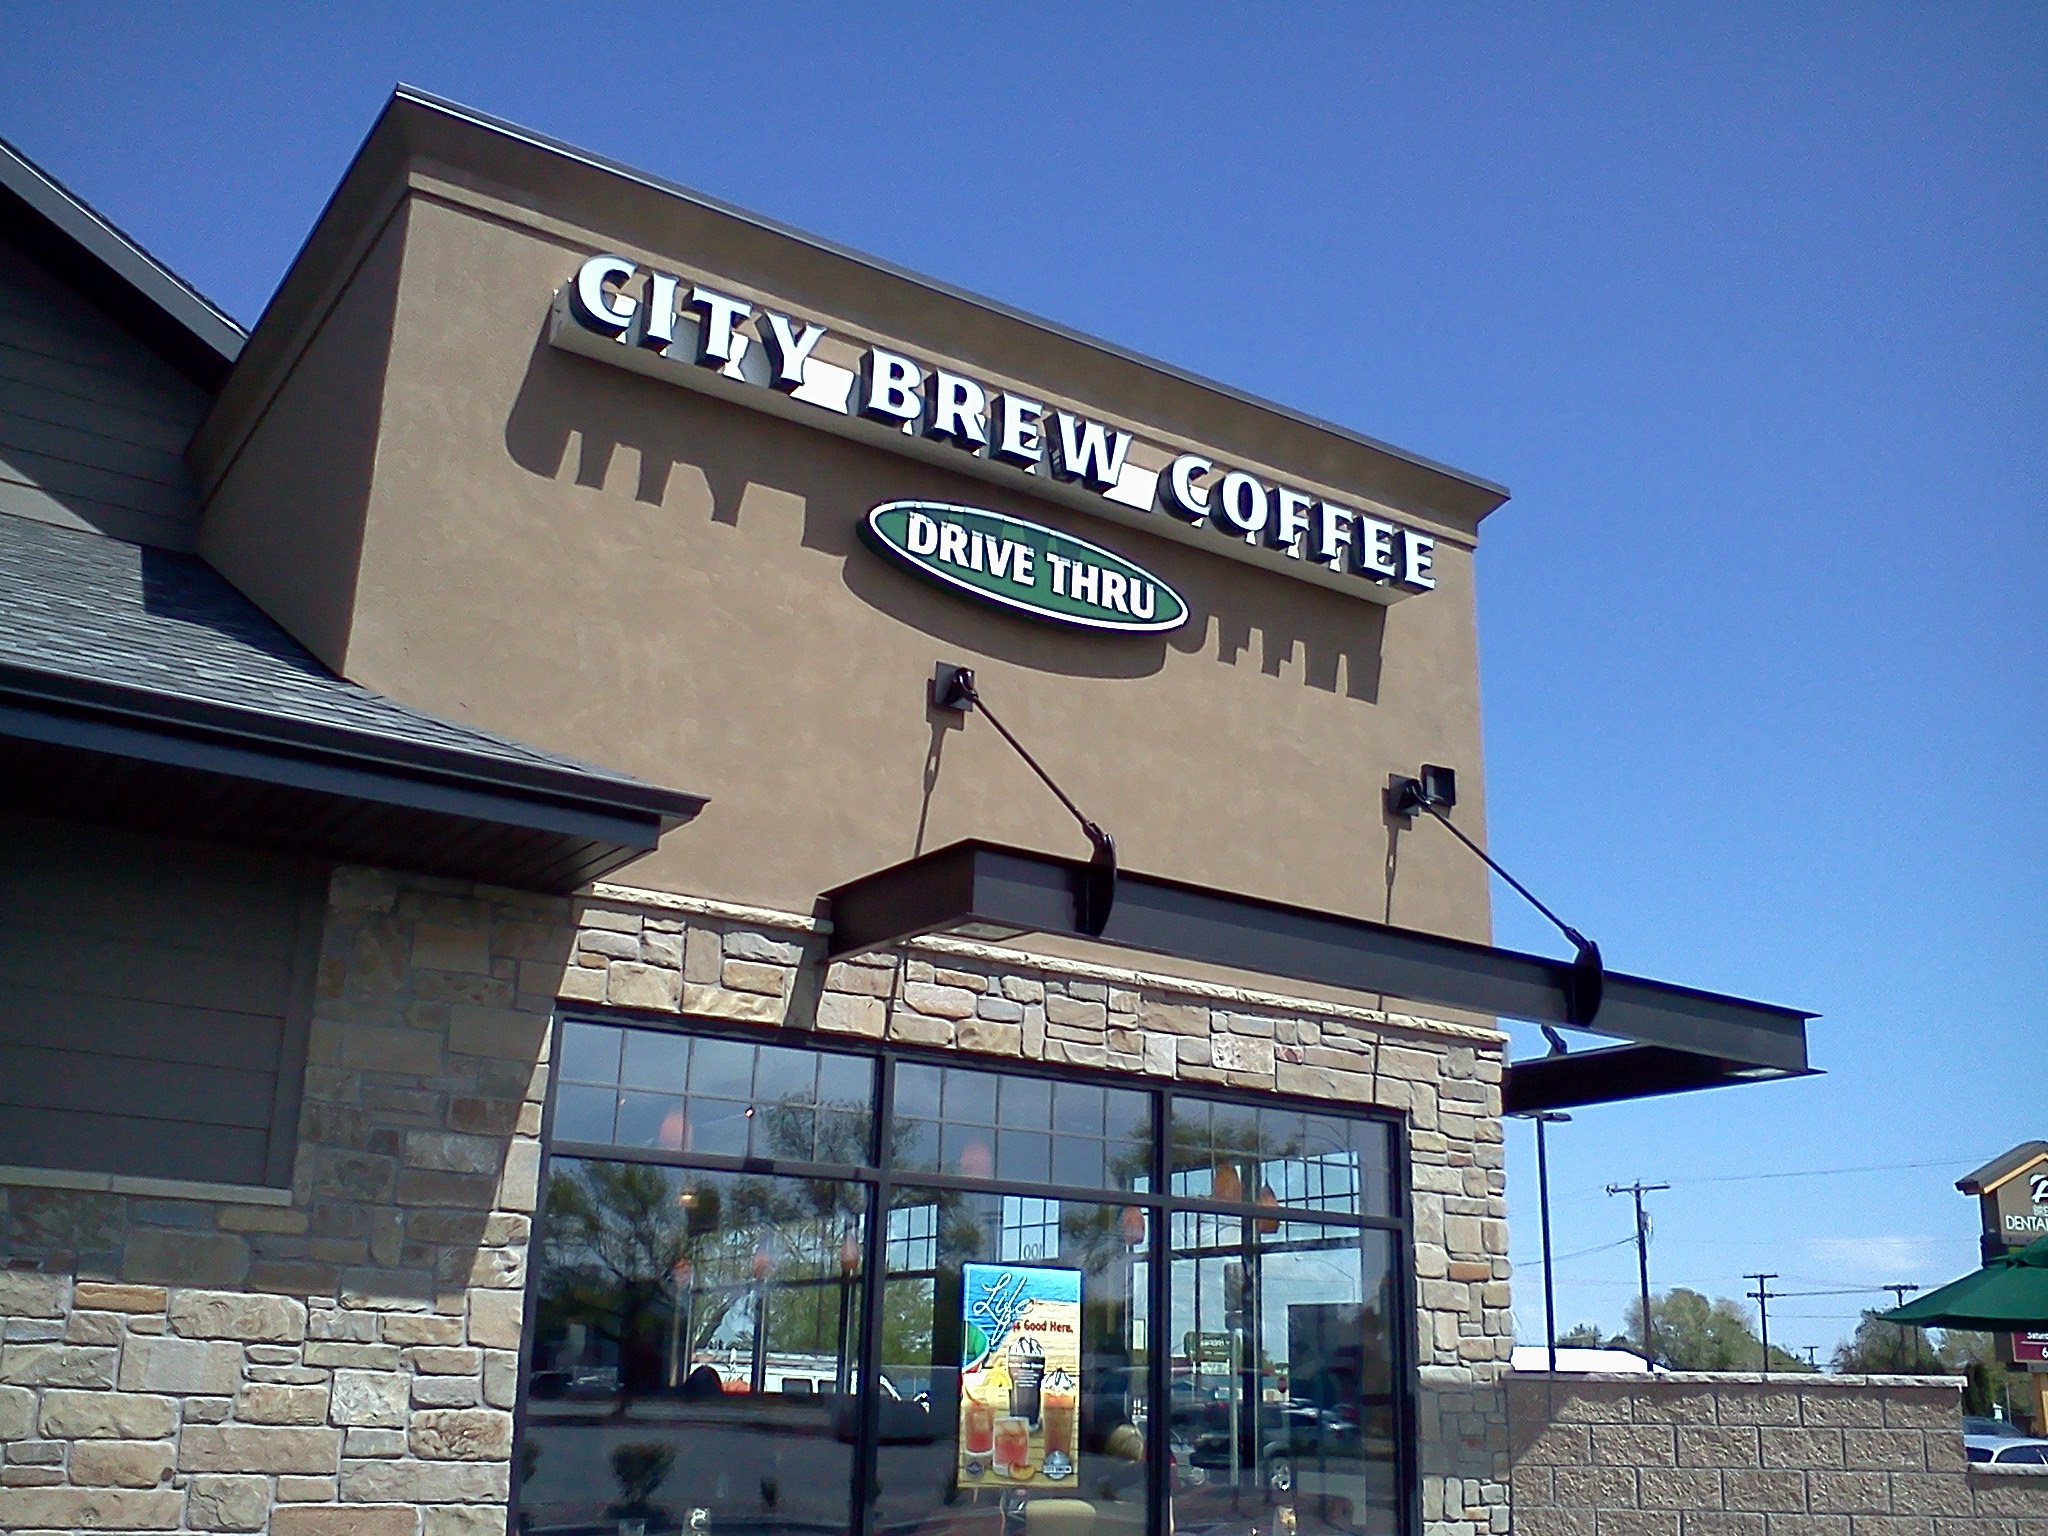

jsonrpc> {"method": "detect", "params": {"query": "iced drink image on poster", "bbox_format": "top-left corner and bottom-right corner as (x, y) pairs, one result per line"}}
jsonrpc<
(958, 1263), (1082, 1487)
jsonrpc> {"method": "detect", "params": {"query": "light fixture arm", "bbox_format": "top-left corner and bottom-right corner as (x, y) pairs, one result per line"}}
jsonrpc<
(1394, 766), (1603, 1027)
(933, 664), (1117, 936)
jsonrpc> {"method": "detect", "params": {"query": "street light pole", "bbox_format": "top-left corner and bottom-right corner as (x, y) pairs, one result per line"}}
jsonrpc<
(1523, 1112), (1572, 1373)
(1609, 1181), (1669, 1365)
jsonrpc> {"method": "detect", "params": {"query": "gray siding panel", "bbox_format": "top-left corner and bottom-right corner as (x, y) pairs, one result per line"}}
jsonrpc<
(0, 232), (207, 548)
(0, 1106), (270, 1186)
(0, 1043), (276, 1129)
(0, 811), (323, 1186)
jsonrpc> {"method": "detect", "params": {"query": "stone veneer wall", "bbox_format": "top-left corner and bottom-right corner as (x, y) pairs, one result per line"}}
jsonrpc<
(1, 866), (1513, 1536)
(1508, 1371), (2048, 1536)
(0, 868), (563, 1535)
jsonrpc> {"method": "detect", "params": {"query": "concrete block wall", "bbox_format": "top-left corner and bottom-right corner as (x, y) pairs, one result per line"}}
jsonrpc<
(0, 867), (565, 1535)
(1508, 1371), (2048, 1536)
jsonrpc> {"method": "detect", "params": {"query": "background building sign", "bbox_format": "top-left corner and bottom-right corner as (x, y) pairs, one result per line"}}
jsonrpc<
(551, 255), (1443, 607)
(959, 1263), (1083, 1488)
(865, 501), (1188, 633)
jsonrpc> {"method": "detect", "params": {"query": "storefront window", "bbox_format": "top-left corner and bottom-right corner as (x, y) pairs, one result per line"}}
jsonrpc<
(521, 1021), (1409, 1536)
(873, 1186), (1152, 1536)
(521, 1159), (867, 1533)
(1169, 1215), (1399, 1536)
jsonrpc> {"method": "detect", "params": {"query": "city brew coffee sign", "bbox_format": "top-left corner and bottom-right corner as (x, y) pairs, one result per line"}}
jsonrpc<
(865, 501), (1188, 633)
(550, 254), (1443, 607)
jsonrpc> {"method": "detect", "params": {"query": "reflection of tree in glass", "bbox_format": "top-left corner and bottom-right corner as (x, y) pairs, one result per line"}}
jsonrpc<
(536, 1162), (689, 1396)
(609, 1441), (674, 1517)
(537, 1160), (863, 1390)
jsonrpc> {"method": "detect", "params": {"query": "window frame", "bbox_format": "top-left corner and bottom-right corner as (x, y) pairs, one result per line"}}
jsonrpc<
(519, 1009), (1420, 1536)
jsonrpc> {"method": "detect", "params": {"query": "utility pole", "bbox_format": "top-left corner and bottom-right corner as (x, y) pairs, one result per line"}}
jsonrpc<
(1882, 1284), (1922, 1370)
(1744, 1273), (1779, 1373)
(1525, 1112), (1572, 1373)
(1608, 1182), (1669, 1364)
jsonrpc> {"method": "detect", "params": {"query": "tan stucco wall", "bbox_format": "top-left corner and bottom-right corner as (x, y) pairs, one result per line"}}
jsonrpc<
(199, 177), (1495, 942)
(197, 205), (408, 671)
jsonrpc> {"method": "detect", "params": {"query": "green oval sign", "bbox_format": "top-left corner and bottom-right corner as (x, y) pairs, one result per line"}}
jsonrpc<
(865, 500), (1188, 634)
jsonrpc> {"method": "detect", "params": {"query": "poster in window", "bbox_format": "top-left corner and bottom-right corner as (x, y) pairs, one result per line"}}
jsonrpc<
(959, 1262), (1082, 1487)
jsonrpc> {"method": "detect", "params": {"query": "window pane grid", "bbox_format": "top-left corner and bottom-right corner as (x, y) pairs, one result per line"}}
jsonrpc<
(539, 1020), (1413, 1536)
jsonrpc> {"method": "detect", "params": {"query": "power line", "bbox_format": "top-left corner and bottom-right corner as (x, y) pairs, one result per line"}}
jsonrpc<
(1516, 1235), (1639, 1272)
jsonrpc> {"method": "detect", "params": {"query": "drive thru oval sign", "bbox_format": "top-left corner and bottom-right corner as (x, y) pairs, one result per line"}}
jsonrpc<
(865, 501), (1189, 635)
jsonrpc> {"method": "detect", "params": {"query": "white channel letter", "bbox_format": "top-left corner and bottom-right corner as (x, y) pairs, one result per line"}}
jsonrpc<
(1399, 531), (1437, 591)
(1129, 581), (1156, 620)
(987, 539), (1024, 581)
(937, 522), (970, 566)
(1218, 471), (1270, 536)
(1271, 487), (1314, 556)
(905, 512), (940, 556)
(995, 394), (1046, 467)
(862, 349), (924, 424)
(1045, 552), (1070, 594)
(1165, 454), (1214, 521)
(1051, 412), (1133, 489)
(1313, 502), (1355, 568)
(688, 287), (753, 368)
(639, 272), (679, 352)
(1354, 517), (1400, 580)
(1100, 570), (1130, 613)
(572, 254), (639, 334)
(1068, 561), (1100, 605)
(926, 372), (989, 449)
(760, 312), (827, 390)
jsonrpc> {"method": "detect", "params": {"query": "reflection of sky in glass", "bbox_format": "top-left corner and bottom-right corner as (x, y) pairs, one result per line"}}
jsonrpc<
(1169, 1221), (1390, 1375)
(554, 1024), (875, 1162)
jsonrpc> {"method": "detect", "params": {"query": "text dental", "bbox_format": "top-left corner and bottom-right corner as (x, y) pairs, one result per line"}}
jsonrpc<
(568, 255), (1437, 593)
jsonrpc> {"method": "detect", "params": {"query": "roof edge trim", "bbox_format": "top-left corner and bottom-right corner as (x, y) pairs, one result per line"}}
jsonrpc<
(0, 133), (246, 389)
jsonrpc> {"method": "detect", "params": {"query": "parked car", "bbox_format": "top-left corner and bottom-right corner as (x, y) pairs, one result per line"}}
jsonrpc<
(1963, 1415), (2030, 1438)
(1964, 1436), (2048, 1465)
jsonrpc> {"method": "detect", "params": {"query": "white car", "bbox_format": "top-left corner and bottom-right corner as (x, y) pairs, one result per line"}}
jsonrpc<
(1964, 1435), (2048, 1465)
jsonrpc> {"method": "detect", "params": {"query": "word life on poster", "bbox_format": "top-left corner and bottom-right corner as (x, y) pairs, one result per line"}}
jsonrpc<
(958, 1263), (1082, 1488)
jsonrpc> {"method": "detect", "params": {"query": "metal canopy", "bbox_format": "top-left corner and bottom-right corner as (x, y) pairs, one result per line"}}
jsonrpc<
(822, 840), (1815, 1112)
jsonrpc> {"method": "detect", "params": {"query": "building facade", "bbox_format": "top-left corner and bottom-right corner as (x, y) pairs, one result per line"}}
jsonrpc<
(0, 91), (1809, 1536)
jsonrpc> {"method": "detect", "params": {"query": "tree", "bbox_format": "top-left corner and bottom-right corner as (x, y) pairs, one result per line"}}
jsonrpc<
(1557, 1323), (1608, 1348)
(1623, 1288), (1813, 1372)
(1938, 1330), (2018, 1419)
(1831, 1310), (1942, 1374)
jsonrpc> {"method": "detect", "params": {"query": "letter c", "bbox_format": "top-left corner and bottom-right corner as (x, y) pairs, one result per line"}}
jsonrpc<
(572, 254), (639, 335)
(1165, 455), (1213, 521)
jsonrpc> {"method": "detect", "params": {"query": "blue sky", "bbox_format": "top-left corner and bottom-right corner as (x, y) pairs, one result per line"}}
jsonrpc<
(4, 3), (2040, 1359)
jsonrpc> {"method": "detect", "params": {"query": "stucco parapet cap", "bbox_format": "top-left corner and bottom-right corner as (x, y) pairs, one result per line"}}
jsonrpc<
(383, 87), (1507, 521)
(1510, 1370), (1964, 1389)
(585, 882), (831, 935)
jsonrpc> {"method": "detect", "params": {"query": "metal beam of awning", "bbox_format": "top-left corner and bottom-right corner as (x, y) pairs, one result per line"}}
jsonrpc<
(822, 840), (1816, 1111)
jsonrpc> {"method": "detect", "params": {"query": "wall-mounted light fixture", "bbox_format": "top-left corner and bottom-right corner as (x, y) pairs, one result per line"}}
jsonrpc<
(931, 663), (1117, 936)
(1392, 763), (1604, 1028)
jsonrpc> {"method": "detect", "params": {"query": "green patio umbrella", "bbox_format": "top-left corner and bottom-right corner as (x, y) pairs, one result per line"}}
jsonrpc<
(1881, 1236), (2048, 1332)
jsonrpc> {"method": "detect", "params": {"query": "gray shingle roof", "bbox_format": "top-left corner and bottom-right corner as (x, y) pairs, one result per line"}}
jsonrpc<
(0, 512), (686, 809)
